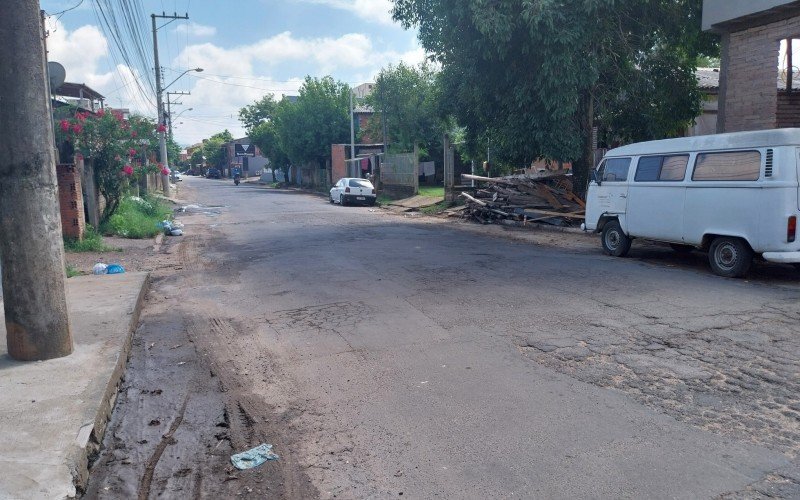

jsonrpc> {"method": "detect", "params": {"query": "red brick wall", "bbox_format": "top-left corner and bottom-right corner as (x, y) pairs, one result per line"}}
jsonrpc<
(720, 15), (800, 132)
(57, 164), (85, 240)
(331, 144), (347, 182)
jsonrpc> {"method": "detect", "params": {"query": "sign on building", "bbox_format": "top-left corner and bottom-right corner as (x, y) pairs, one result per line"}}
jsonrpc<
(235, 144), (256, 157)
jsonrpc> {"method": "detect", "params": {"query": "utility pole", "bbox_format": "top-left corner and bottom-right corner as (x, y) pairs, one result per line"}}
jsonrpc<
(349, 89), (356, 172)
(0, 1), (73, 360)
(167, 90), (189, 143)
(152, 11), (189, 197)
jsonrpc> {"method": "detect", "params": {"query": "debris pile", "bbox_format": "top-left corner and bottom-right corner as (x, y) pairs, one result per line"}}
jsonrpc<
(451, 173), (585, 227)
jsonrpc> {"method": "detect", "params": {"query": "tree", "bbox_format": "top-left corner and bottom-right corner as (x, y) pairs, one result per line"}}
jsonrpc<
(365, 62), (449, 160)
(239, 95), (277, 132)
(202, 129), (234, 169)
(274, 76), (350, 169)
(190, 148), (204, 169)
(57, 110), (160, 221)
(392, 0), (718, 192)
(249, 120), (290, 182)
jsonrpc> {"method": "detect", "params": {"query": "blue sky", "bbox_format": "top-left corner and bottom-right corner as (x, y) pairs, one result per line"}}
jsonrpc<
(40, 0), (422, 145)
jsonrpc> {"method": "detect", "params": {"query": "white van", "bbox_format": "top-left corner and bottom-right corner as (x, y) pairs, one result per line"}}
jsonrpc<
(583, 129), (800, 278)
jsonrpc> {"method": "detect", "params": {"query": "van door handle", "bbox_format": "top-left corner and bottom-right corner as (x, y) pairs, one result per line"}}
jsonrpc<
(619, 194), (627, 198)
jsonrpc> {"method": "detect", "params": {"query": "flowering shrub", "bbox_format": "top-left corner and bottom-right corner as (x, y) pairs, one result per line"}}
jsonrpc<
(56, 108), (160, 221)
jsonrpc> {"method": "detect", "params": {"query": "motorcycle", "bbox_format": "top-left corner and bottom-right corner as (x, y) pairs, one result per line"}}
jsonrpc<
(234, 174), (241, 186)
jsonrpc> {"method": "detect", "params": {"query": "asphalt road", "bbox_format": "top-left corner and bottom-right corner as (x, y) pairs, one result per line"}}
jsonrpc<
(88, 176), (800, 499)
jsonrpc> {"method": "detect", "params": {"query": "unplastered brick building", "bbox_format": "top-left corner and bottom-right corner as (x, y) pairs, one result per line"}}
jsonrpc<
(704, 0), (800, 132)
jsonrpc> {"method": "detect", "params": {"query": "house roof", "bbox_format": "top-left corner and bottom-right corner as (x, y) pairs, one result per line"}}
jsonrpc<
(53, 82), (104, 100)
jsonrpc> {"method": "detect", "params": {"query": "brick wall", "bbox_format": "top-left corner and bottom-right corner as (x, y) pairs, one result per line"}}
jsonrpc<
(57, 164), (85, 240)
(331, 144), (347, 182)
(720, 15), (800, 132)
(777, 90), (800, 126)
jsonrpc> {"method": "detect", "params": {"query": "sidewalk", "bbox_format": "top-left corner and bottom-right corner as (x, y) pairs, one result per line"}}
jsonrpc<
(0, 272), (149, 499)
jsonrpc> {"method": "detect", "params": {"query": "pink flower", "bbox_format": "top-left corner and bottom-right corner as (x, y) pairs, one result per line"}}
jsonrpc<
(157, 123), (167, 133)
(130, 130), (138, 138)
(71, 123), (82, 134)
(59, 120), (70, 132)
(112, 110), (123, 121)
(75, 112), (87, 122)
(96, 109), (105, 117)
(129, 148), (137, 156)
(122, 165), (134, 176)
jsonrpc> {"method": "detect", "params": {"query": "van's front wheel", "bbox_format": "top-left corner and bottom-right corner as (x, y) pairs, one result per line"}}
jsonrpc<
(709, 237), (753, 278)
(601, 221), (631, 257)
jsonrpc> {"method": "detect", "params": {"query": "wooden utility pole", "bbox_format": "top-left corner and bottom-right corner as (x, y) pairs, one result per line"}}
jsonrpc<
(0, 0), (73, 360)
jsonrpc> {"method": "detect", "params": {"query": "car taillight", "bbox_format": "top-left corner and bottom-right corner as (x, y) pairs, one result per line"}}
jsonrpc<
(789, 216), (797, 243)
(345, 187), (350, 193)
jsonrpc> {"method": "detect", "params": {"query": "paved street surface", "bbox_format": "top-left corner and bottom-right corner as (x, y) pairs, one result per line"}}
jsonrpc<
(87, 177), (800, 499)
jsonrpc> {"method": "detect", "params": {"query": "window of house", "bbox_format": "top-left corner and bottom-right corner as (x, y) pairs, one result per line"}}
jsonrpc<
(692, 151), (761, 181)
(600, 158), (631, 182)
(634, 155), (689, 182)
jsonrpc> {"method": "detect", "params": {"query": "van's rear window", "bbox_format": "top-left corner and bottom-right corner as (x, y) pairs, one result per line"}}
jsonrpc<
(692, 151), (761, 181)
(349, 179), (373, 188)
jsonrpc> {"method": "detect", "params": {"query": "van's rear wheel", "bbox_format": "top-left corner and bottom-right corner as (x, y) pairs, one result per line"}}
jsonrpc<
(708, 237), (753, 278)
(601, 221), (631, 257)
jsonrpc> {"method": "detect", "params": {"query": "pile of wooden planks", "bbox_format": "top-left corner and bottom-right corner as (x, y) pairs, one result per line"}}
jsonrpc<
(450, 173), (585, 226)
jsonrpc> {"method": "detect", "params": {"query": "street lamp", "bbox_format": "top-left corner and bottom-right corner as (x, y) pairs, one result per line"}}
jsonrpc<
(164, 68), (203, 91)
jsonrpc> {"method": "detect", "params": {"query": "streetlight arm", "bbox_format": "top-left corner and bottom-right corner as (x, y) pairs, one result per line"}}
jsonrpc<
(163, 68), (203, 92)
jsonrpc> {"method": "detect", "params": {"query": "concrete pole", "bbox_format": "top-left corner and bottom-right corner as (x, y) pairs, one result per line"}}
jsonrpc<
(0, 0), (73, 360)
(151, 14), (170, 197)
(349, 90), (355, 166)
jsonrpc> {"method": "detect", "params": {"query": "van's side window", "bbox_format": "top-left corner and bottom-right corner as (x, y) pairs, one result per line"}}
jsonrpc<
(692, 151), (761, 181)
(601, 158), (631, 182)
(634, 155), (689, 182)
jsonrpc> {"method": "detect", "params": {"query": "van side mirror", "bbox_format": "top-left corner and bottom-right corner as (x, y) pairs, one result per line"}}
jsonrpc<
(590, 170), (601, 186)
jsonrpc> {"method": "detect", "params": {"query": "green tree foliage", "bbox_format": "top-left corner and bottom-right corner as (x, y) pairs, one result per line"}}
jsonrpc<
(239, 95), (277, 132)
(274, 76), (350, 169)
(202, 129), (234, 168)
(249, 120), (291, 182)
(392, 0), (718, 191)
(190, 148), (204, 168)
(365, 62), (448, 159)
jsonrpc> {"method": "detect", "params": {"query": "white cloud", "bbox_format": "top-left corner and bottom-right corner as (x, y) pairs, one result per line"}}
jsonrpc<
(299, 0), (395, 25)
(175, 22), (217, 37)
(46, 20), (109, 80)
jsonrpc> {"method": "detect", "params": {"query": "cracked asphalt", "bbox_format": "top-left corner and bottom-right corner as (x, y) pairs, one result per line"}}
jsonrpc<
(89, 177), (800, 499)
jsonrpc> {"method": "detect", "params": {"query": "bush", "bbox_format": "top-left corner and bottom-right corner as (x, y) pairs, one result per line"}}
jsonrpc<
(64, 227), (120, 253)
(102, 195), (172, 239)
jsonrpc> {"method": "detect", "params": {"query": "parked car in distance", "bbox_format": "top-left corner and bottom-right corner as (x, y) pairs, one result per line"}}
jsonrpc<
(206, 168), (221, 179)
(330, 178), (376, 206)
(170, 171), (182, 182)
(583, 128), (800, 278)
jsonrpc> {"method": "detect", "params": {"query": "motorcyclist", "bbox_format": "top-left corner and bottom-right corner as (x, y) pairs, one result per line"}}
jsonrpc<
(232, 165), (242, 185)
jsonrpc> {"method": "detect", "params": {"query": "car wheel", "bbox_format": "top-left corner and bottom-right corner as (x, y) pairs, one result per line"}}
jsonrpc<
(339, 194), (346, 206)
(330, 194), (335, 204)
(369, 199), (376, 207)
(669, 243), (694, 254)
(601, 220), (631, 257)
(709, 237), (753, 278)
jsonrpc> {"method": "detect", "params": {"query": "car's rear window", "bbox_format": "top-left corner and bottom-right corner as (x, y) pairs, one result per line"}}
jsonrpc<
(349, 179), (373, 188)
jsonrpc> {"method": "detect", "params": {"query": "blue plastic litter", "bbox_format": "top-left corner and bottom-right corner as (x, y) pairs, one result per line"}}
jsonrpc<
(230, 443), (279, 470)
(106, 264), (125, 274)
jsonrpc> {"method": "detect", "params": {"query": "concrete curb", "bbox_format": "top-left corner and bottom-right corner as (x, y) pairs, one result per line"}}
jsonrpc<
(69, 273), (151, 494)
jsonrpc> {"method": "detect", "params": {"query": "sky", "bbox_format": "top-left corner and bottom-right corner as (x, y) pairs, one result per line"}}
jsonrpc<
(40, 0), (424, 146)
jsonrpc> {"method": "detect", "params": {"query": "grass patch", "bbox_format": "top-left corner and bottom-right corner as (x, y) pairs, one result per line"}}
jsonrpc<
(64, 227), (120, 253)
(102, 195), (172, 239)
(65, 264), (81, 278)
(418, 185), (444, 198)
(377, 194), (394, 206)
(419, 200), (453, 215)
